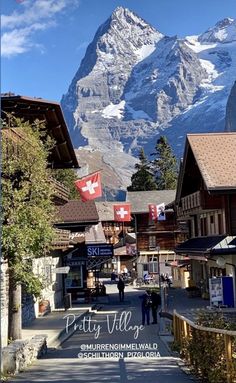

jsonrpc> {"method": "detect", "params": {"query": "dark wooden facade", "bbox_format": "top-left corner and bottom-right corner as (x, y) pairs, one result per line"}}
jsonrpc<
(136, 211), (178, 252)
(175, 133), (236, 292)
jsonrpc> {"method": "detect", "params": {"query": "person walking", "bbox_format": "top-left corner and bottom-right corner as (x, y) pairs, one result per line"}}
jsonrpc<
(139, 290), (152, 326)
(117, 276), (125, 302)
(151, 291), (161, 324)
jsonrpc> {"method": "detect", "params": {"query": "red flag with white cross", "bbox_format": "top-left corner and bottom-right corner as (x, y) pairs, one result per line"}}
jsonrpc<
(114, 204), (131, 222)
(74, 171), (102, 202)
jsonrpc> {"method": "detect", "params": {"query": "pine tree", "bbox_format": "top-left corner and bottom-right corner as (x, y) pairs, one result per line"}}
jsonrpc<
(151, 136), (178, 190)
(127, 148), (157, 191)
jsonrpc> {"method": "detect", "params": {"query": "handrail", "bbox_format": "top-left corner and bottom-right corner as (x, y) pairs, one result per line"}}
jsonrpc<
(174, 309), (236, 336)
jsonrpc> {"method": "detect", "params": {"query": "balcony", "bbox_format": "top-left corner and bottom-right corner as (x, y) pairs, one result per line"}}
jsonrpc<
(182, 191), (201, 211)
(179, 190), (223, 218)
(51, 228), (70, 249)
(103, 225), (123, 237)
(50, 178), (70, 204)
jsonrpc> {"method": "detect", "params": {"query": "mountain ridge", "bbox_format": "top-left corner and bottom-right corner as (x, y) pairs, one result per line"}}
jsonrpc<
(61, 7), (236, 191)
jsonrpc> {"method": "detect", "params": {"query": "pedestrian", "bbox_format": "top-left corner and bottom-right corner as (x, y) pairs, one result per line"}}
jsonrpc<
(139, 290), (152, 325)
(111, 270), (117, 283)
(117, 276), (125, 302)
(150, 291), (161, 324)
(143, 272), (150, 285)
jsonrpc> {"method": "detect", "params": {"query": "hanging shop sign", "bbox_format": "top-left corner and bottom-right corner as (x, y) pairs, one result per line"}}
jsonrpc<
(86, 244), (114, 257)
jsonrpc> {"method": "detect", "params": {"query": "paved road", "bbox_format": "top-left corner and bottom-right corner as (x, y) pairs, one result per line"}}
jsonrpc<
(9, 285), (197, 382)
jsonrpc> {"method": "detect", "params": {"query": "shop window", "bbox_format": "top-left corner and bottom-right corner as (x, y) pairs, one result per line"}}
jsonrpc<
(65, 266), (83, 289)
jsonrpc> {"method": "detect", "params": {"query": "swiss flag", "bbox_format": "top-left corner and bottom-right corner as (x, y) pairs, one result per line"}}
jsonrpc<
(114, 204), (131, 222)
(75, 171), (102, 202)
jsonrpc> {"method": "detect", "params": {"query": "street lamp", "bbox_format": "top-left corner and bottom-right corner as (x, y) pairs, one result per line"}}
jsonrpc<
(156, 245), (168, 334)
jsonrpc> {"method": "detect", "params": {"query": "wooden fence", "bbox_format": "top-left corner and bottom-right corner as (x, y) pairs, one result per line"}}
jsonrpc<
(173, 310), (236, 383)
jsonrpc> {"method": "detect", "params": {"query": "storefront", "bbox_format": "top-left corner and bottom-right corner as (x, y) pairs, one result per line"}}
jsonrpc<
(64, 253), (87, 302)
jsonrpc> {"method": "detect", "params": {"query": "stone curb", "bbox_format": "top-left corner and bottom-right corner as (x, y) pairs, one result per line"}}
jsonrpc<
(47, 309), (89, 348)
(47, 304), (102, 348)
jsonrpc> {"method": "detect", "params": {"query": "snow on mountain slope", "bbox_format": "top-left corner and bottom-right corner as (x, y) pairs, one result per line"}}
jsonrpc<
(61, 7), (236, 188)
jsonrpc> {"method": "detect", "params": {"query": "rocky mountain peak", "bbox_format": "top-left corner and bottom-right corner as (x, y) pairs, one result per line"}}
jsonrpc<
(111, 6), (157, 32)
(198, 17), (236, 44)
(61, 8), (236, 192)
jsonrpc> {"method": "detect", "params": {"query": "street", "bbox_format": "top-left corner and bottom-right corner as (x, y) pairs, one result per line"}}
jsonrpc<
(9, 284), (197, 382)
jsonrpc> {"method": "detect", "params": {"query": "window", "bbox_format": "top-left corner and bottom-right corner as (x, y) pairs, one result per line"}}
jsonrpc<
(200, 217), (207, 236)
(148, 262), (158, 273)
(218, 214), (223, 234)
(149, 235), (156, 250)
(65, 266), (83, 288)
(210, 214), (216, 234)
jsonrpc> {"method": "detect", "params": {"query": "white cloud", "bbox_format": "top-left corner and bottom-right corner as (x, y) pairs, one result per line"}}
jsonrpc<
(1, 0), (80, 58)
(2, 24), (46, 57)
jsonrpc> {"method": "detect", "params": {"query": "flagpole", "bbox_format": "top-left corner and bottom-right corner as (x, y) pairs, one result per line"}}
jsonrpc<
(122, 221), (125, 246)
(104, 185), (107, 202)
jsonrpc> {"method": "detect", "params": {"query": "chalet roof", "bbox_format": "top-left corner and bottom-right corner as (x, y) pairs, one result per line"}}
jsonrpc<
(188, 133), (236, 191)
(1, 95), (79, 169)
(95, 201), (115, 221)
(175, 235), (236, 256)
(85, 223), (106, 244)
(55, 200), (99, 230)
(126, 190), (176, 214)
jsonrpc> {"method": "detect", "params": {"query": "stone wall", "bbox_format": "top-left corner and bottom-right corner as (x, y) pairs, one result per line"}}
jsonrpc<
(1, 260), (9, 347)
(34, 255), (64, 311)
(21, 256), (64, 326)
(2, 335), (47, 375)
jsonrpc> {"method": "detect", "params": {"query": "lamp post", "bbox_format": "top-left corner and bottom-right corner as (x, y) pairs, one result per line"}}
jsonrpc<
(156, 246), (169, 334)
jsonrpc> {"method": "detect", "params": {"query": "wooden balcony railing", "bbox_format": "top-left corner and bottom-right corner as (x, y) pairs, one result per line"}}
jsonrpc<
(103, 225), (123, 237)
(173, 311), (236, 383)
(181, 191), (202, 214)
(51, 228), (70, 249)
(50, 178), (70, 204)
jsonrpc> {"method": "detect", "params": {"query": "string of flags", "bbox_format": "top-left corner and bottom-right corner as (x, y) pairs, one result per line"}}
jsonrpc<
(74, 171), (166, 221)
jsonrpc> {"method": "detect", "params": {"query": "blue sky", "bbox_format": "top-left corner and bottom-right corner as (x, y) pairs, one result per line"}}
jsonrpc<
(2, 0), (236, 102)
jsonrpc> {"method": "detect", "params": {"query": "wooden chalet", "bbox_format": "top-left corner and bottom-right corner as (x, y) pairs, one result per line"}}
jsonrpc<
(95, 201), (136, 274)
(55, 200), (106, 302)
(126, 190), (179, 281)
(175, 133), (236, 298)
(1, 94), (78, 169)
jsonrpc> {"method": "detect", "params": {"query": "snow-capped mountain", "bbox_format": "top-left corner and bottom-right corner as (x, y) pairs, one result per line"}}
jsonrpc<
(225, 81), (236, 131)
(61, 8), (236, 190)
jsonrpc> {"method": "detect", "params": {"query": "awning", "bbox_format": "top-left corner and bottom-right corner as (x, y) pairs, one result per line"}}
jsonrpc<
(175, 235), (236, 257)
